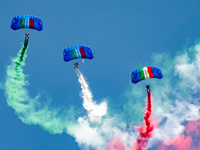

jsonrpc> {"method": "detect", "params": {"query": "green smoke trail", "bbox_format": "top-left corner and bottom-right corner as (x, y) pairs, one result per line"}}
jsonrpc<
(5, 38), (75, 134)
(15, 37), (28, 67)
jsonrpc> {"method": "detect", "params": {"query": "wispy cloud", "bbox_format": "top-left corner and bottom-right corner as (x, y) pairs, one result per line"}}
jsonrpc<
(4, 40), (200, 150)
(68, 42), (200, 150)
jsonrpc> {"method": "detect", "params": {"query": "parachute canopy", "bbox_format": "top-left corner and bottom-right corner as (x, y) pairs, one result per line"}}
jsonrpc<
(63, 46), (94, 62)
(131, 66), (163, 84)
(11, 15), (43, 31)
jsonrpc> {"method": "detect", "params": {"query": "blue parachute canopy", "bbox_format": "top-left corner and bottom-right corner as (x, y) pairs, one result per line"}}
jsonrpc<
(11, 15), (43, 31)
(131, 66), (163, 84)
(63, 46), (94, 62)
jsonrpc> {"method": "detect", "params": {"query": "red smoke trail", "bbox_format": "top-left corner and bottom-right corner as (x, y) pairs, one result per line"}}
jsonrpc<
(134, 90), (157, 150)
(105, 90), (157, 150)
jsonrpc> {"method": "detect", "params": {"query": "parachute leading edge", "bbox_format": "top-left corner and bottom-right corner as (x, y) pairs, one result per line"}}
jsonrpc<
(131, 66), (163, 84)
(11, 15), (43, 31)
(63, 46), (94, 62)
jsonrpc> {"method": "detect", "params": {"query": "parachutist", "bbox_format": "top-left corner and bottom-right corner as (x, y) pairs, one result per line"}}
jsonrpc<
(25, 32), (30, 38)
(74, 63), (78, 69)
(146, 85), (150, 91)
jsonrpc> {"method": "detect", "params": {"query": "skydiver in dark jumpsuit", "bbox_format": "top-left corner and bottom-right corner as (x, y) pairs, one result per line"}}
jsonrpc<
(146, 85), (150, 91)
(74, 63), (78, 69)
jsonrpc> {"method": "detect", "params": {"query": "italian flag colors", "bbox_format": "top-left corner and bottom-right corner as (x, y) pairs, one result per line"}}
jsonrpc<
(131, 66), (163, 84)
(11, 15), (43, 31)
(63, 46), (94, 62)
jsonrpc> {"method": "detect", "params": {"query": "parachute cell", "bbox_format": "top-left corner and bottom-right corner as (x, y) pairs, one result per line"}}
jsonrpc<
(11, 15), (43, 31)
(63, 46), (94, 62)
(131, 66), (163, 84)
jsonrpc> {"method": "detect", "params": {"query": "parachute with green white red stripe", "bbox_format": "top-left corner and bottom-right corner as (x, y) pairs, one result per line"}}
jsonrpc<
(131, 66), (163, 84)
(11, 15), (43, 31)
(63, 46), (94, 62)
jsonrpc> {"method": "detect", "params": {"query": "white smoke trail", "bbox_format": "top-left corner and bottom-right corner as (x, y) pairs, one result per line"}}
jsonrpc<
(75, 68), (107, 123)
(66, 42), (200, 150)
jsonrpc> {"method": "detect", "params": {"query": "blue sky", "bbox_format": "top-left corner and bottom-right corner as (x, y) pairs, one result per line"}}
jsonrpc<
(1, 0), (200, 150)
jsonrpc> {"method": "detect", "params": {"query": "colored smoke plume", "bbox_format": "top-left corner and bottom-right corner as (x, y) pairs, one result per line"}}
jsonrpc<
(134, 90), (158, 150)
(158, 120), (200, 150)
(4, 39), (72, 134)
(75, 68), (107, 123)
(106, 90), (158, 150)
(105, 137), (126, 150)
